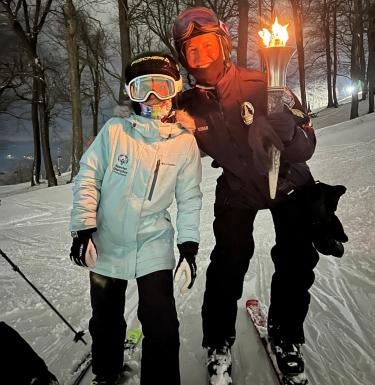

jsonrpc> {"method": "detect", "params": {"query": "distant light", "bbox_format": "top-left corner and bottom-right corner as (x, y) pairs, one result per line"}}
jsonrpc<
(346, 85), (354, 94)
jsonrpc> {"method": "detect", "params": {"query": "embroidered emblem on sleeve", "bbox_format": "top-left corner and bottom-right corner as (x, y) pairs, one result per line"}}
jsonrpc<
(241, 102), (255, 125)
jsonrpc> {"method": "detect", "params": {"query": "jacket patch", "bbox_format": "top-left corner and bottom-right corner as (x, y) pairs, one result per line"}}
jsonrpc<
(197, 125), (209, 132)
(113, 153), (129, 176)
(241, 102), (254, 125)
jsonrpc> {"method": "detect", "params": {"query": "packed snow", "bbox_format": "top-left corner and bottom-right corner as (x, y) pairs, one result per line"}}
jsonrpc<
(0, 105), (374, 385)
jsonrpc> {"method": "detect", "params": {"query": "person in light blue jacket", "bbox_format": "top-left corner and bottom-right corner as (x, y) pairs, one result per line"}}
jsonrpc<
(69, 53), (202, 385)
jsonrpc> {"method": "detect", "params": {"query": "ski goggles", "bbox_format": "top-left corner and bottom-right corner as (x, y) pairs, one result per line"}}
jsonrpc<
(173, 7), (228, 42)
(125, 74), (182, 102)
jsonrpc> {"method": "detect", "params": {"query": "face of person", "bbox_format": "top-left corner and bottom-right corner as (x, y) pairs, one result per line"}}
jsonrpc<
(184, 33), (221, 69)
(143, 93), (165, 106)
(140, 93), (172, 120)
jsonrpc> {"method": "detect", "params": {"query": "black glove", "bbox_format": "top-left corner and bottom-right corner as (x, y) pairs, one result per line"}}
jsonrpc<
(298, 182), (348, 258)
(267, 111), (296, 143)
(211, 160), (221, 168)
(69, 228), (97, 267)
(174, 241), (199, 294)
(248, 115), (284, 174)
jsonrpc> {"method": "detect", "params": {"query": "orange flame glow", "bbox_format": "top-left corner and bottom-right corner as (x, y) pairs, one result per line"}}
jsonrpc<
(259, 17), (289, 47)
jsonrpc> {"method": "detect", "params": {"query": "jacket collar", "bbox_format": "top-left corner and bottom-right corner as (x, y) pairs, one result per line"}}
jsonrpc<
(216, 64), (236, 99)
(114, 100), (197, 137)
(128, 113), (185, 139)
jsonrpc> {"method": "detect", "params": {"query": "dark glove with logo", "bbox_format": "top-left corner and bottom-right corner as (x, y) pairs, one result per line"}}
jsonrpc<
(174, 241), (199, 294)
(267, 111), (297, 143)
(299, 182), (348, 258)
(248, 115), (284, 175)
(69, 228), (97, 267)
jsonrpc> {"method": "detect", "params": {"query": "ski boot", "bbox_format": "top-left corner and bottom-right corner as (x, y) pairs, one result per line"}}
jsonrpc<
(206, 345), (232, 385)
(267, 318), (305, 376)
(271, 339), (305, 376)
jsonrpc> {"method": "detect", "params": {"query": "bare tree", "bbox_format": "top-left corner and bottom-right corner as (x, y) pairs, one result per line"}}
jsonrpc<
(358, 0), (366, 101)
(139, 0), (179, 56)
(81, 24), (105, 137)
(118, 0), (132, 103)
(367, 2), (375, 113)
(1, 0), (57, 187)
(322, 0), (335, 107)
(63, 0), (83, 180)
(350, 0), (361, 119)
(0, 56), (29, 112)
(290, 0), (307, 111)
(331, 0), (340, 107)
(237, 0), (249, 67)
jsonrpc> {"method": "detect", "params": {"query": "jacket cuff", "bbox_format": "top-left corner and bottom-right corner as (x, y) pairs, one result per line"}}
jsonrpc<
(72, 228), (97, 239)
(177, 241), (199, 257)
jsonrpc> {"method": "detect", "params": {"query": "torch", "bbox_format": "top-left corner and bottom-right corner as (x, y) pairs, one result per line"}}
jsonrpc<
(259, 18), (296, 199)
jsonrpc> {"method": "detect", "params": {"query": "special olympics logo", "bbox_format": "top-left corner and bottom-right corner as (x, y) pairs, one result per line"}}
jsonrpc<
(118, 154), (128, 165)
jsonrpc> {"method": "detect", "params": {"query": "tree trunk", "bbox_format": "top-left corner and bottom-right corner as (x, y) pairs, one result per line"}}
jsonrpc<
(237, 0), (249, 67)
(258, 0), (264, 70)
(31, 69), (41, 186)
(358, 0), (367, 100)
(89, 44), (100, 137)
(291, 0), (307, 111)
(64, 0), (83, 180)
(36, 62), (57, 186)
(323, 0), (334, 108)
(118, 0), (131, 104)
(92, 69), (100, 137)
(1, 0), (53, 186)
(350, 0), (361, 119)
(332, 0), (339, 107)
(368, 3), (375, 113)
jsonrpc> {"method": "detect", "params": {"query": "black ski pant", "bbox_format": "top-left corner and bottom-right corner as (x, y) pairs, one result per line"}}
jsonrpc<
(89, 269), (180, 385)
(202, 194), (319, 348)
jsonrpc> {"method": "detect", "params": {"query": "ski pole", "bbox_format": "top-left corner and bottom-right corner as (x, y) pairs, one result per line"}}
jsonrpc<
(0, 248), (87, 345)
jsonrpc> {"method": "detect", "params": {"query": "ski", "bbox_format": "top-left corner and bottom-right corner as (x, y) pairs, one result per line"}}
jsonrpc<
(71, 350), (92, 385)
(70, 328), (142, 385)
(245, 299), (308, 385)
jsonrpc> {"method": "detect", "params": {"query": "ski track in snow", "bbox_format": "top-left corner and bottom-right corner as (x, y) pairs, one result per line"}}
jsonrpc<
(0, 112), (375, 384)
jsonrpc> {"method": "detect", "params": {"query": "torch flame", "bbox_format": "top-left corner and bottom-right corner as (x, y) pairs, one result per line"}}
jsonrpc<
(259, 17), (289, 47)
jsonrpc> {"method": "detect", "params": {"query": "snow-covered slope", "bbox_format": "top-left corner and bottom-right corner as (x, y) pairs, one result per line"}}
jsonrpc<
(0, 112), (374, 385)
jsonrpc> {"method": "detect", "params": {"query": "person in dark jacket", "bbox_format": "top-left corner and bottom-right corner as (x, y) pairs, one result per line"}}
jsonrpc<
(172, 7), (348, 385)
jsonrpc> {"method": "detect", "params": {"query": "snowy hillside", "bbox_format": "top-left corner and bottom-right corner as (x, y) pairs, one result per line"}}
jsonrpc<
(0, 111), (374, 385)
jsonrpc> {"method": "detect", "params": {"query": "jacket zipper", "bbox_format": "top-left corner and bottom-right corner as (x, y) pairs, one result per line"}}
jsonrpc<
(148, 159), (160, 201)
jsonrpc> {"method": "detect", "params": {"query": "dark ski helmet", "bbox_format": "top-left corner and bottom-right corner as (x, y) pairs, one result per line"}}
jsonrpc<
(124, 52), (182, 115)
(172, 7), (232, 67)
(125, 52), (182, 86)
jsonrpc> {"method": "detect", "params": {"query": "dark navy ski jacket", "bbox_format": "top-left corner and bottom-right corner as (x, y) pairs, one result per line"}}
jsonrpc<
(178, 64), (316, 210)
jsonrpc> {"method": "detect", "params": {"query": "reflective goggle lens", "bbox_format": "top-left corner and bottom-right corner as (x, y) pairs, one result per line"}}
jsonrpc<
(173, 8), (219, 41)
(128, 75), (176, 102)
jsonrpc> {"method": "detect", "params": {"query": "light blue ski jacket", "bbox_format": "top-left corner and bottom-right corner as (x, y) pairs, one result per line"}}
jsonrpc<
(70, 113), (202, 280)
